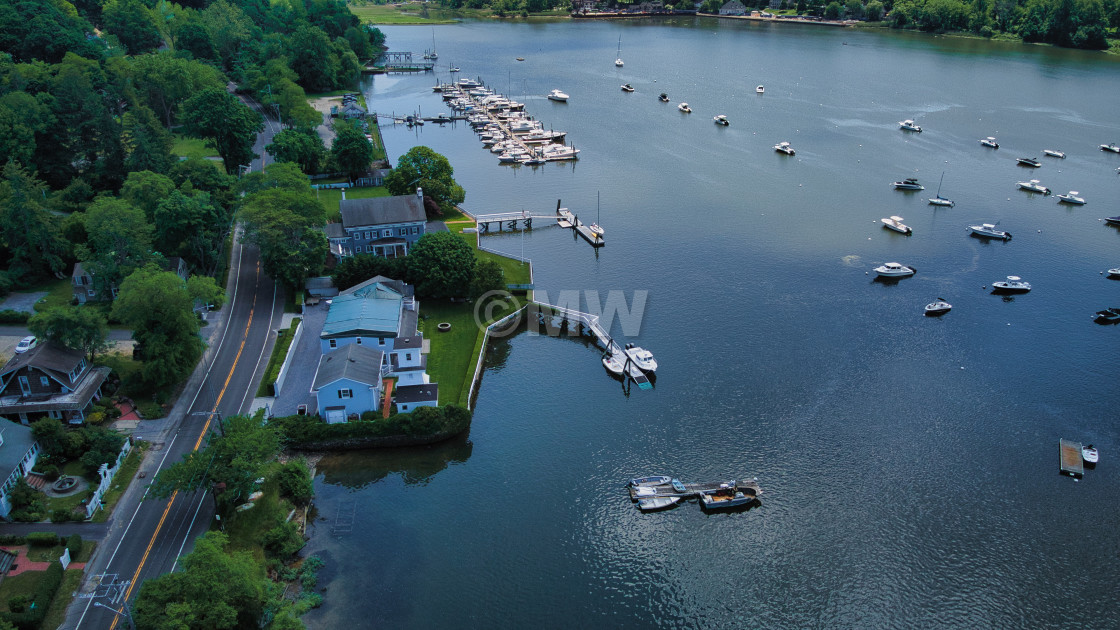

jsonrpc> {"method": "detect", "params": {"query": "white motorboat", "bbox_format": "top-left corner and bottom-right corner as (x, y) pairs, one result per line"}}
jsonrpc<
(969, 223), (1012, 240)
(899, 119), (922, 132)
(621, 83), (634, 93)
(928, 172), (954, 206)
(547, 89), (569, 102)
(1016, 157), (1042, 167)
(615, 35), (624, 67)
(713, 114), (729, 126)
(874, 262), (916, 278)
(892, 178), (924, 190)
(992, 276), (1031, 293)
(698, 483), (759, 510)
(637, 496), (681, 511)
(1017, 179), (1051, 195)
(756, 85), (765, 93)
(925, 298), (952, 316)
(603, 353), (625, 376)
(1100, 143), (1120, 153)
(1082, 444), (1099, 465)
(678, 103), (691, 113)
(1057, 191), (1086, 205)
(628, 475), (672, 487)
(538, 144), (580, 161)
(659, 93), (669, 102)
(980, 136), (999, 149)
(623, 343), (657, 373)
(774, 141), (795, 155)
(1043, 149), (1066, 159)
(881, 216), (912, 235)
(1106, 216), (1120, 226)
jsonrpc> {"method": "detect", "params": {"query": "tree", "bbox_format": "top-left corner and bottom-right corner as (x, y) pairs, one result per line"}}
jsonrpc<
(199, 0), (256, 71)
(287, 24), (335, 92)
(133, 532), (270, 630)
(383, 146), (466, 218)
(277, 459), (313, 505)
(127, 52), (226, 128)
(121, 171), (177, 222)
(846, 0), (865, 17)
(175, 21), (216, 60)
(405, 232), (476, 299)
(112, 265), (203, 390)
(28, 307), (110, 361)
(78, 427), (126, 476)
(187, 275), (227, 311)
(31, 418), (70, 460)
(866, 0), (884, 19)
(120, 105), (175, 174)
(329, 120), (373, 180)
(238, 188), (327, 289)
(266, 129), (327, 174)
(181, 88), (264, 175)
(824, 0), (843, 17)
(470, 259), (506, 298)
(0, 162), (68, 283)
(331, 253), (408, 292)
(153, 190), (230, 275)
(102, 0), (162, 54)
(76, 197), (155, 299)
(0, 91), (52, 169)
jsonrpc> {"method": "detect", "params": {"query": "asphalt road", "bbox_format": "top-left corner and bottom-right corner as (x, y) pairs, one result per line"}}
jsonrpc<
(68, 211), (285, 627)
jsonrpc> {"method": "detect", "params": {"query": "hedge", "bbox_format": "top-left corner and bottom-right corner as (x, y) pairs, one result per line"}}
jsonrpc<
(0, 562), (64, 629)
(25, 533), (59, 547)
(0, 309), (30, 324)
(271, 405), (472, 449)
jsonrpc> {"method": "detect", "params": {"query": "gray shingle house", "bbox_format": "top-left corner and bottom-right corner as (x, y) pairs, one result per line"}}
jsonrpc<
(326, 190), (428, 259)
(312, 344), (386, 423)
(0, 343), (110, 425)
(0, 422), (40, 519)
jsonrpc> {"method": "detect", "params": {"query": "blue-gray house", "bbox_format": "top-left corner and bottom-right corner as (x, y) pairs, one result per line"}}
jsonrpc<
(312, 344), (385, 424)
(326, 190), (427, 259)
(0, 422), (41, 519)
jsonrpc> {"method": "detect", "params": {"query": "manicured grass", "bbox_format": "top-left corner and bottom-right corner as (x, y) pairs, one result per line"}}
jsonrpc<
(257, 318), (301, 397)
(91, 443), (147, 523)
(41, 569), (84, 630)
(171, 132), (220, 161)
(0, 570), (49, 613)
(32, 278), (75, 313)
(419, 300), (489, 406)
(349, 3), (457, 24)
(317, 186), (391, 222)
(27, 541), (95, 563)
(454, 230), (532, 287)
(43, 488), (88, 519)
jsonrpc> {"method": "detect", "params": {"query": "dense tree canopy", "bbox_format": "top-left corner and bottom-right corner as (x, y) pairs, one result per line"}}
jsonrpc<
(405, 232), (476, 299)
(181, 88), (264, 175)
(112, 265), (203, 390)
(28, 306), (110, 361)
(329, 119), (374, 180)
(383, 146), (466, 217)
(238, 167), (327, 289)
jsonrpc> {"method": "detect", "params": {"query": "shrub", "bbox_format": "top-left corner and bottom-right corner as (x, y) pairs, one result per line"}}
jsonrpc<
(261, 521), (305, 560)
(67, 534), (83, 558)
(85, 411), (106, 425)
(8, 595), (29, 613)
(137, 401), (164, 419)
(272, 405), (472, 448)
(0, 309), (30, 324)
(26, 532), (59, 547)
(2, 562), (64, 628)
(0, 535), (25, 545)
(277, 460), (313, 506)
(52, 509), (76, 523)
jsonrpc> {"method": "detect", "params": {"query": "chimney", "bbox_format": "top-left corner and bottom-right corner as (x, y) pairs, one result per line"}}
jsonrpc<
(341, 189), (346, 201)
(416, 187), (423, 200)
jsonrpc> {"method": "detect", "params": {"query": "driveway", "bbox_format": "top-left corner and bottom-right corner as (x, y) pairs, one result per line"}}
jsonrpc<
(271, 302), (329, 416)
(0, 291), (47, 313)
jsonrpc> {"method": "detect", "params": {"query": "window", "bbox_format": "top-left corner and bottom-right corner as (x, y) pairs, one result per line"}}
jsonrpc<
(411, 226), (419, 235)
(40, 376), (49, 387)
(382, 229), (392, 237)
(378, 338), (385, 345)
(87, 289), (96, 297)
(405, 353), (412, 361)
(329, 339), (337, 348)
(365, 231), (372, 240)
(366, 245), (376, 253)
(338, 388), (352, 399)
(399, 227), (407, 236)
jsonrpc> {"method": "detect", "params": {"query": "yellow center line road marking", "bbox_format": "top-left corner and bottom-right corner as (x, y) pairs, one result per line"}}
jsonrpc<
(110, 261), (262, 628)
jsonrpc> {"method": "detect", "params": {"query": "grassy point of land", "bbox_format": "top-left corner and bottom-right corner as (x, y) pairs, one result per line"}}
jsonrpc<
(222, 470), (286, 559)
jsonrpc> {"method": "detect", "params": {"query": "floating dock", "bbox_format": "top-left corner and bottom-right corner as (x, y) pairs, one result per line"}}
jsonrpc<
(1059, 439), (1084, 477)
(533, 302), (652, 390)
(557, 208), (605, 248)
(628, 478), (763, 502)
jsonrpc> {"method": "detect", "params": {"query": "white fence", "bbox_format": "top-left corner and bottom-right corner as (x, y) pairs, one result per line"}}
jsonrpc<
(86, 439), (133, 520)
(274, 319), (305, 396)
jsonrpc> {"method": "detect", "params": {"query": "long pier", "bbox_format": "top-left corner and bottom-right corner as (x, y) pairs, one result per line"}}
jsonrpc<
(533, 302), (652, 389)
(364, 51), (435, 73)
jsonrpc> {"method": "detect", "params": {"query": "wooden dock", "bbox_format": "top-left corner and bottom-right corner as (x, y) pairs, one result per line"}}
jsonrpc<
(557, 208), (605, 247)
(1059, 439), (1084, 477)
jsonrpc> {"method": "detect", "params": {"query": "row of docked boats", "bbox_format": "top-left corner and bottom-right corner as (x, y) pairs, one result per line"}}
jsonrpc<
(627, 476), (762, 512)
(437, 78), (580, 165)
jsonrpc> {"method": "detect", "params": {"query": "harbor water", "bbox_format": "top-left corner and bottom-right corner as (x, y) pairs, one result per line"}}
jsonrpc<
(302, 19), (1120, 628)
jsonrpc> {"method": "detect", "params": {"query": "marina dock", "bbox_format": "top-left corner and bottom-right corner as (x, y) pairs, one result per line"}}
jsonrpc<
(1059, 438), (1084, 477)
(628, 478), (762, 501)
(532, 302), (652, 390)
(557, 208), (605, 247)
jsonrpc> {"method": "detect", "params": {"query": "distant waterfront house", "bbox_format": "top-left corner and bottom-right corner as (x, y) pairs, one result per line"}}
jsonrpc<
(719, 0), (746, 14)
(71, 262), (112, 304)
(0, 422), (40, 520)
(325, 190), (427, 259)
(394, 384), (439, 412)
(0, 343), (110, 425)
(312, 344), (385, 423)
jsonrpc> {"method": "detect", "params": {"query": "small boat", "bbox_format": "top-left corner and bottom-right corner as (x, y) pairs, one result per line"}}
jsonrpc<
(621, 83), (634, 93)
(516, 57), (525, 61)
(1108, 268), (1120, 277)
(1043, 149), (1066, 159)
(969, 223), (1012, 240)
(1016, 157), (1042, 167)
(1107, 216), (1120, 226)
(892, 178), (924, 190)
(1092, 309), (1120, 324)
(928, 172), (954, 206)
(678, 103), (691, 113)
(624, 343), (657, 373)
(1100, 143), (1120, 153)
(659, 93), (669, 102)
(980, 136), (1000, 149)
(881, 216), (912, 235)
(899, 119), (922, 132)
(756, 85), (764, 94)
(1082, 444), (1099, 465)
(773, 141), (795, 155)
(698, 483), (758, 510)
(547, 89), (569, 102)
(1057, 191), (1086, 205)
(874, 262), (916, 278)
(925, 298), (952, 316)
(1017, 179), (1051, 195)
(629, 475), (672, 488)
(589, 223), (605, 237)
(615, 35), (624, 67)
(449, 66), (460, 72)
(992, 275), (1031, 293)
(603, 353), (624, 376)
(713, 114), (729, 126)
(637, 496), (681, 511)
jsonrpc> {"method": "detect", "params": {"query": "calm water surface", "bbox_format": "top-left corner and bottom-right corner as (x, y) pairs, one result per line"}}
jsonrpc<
(302, 19), (1120, 628)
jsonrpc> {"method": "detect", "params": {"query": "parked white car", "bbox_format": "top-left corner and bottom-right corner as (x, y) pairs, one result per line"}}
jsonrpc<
(15, 335), (36, 353)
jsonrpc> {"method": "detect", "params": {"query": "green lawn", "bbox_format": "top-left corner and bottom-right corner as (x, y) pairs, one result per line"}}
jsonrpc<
(454, 230), (532, 287)
(92, 443), (147, 523)
(0, 570), (49, 614)
(41, 569), (84, 630)
(418, 300), (490, 406)
(223, 470), (286, 558)
(32, 278), (74, 313)
(317, 186), (391, 222)
(27, 541), (95, 564)
(257, 318), (301, 397)
(349, 3), (458, 24)
(171, 132), (221, 161)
